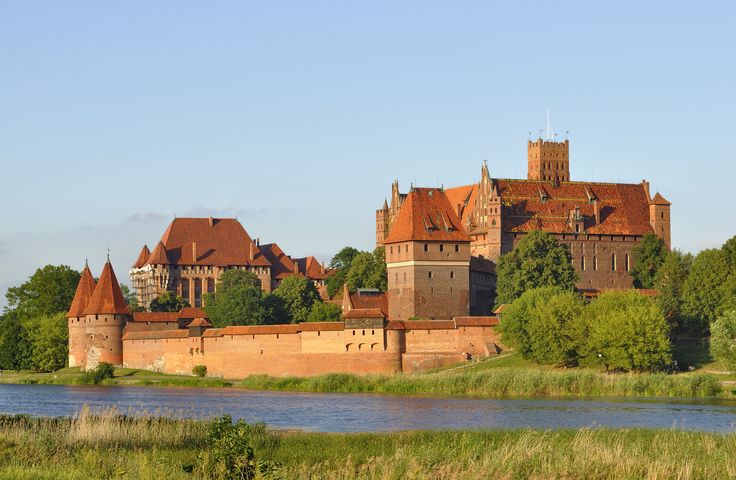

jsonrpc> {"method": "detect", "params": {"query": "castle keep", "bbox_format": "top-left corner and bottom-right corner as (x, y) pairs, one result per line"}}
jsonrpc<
(377, 138), (671, 292)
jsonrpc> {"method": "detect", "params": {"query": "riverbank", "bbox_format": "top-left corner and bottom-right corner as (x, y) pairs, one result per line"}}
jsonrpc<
(0, 410), (734, 479)
(0, 356), (727, 399)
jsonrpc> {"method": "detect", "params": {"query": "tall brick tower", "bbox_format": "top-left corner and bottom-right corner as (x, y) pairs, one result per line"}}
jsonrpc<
(649, 192), (672, 249)
(384, 187), (471, 320)
(81, 258), (131, 370)
(527, 139), (570, 182)
(67, 261), (96, 368)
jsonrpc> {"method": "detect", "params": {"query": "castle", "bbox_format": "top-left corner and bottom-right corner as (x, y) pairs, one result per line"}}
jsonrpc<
(129, 217), (331, 309)
(377, 138), (671, 298)
(68, 135), (671, 377)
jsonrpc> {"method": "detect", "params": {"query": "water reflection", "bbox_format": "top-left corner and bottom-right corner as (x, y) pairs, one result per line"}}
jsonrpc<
(1, 384), (736, 432)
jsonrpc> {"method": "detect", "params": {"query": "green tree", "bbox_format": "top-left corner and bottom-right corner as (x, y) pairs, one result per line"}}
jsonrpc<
(710, 310), (736, 373)
(326, 246), (360, 298)
(0, 317), (25, 370)
(120, 284), (143, 312)
(681, 249), (730, 333)
(494, 231), (578, 307)
(630, 234), (668, 289)
(582, 292), (671, 372)
(262, 294), (289, 324)
(149, 290), (189, 312)
(499, 287), (584, 365)
(25, 313), (68, 372)
(653, 249), (692, 329)
(204, 270), (266, 327)
(722, 235), (736, 270)
(307, 301), (343, 322)
(272, 276), (320, 323)
(345, 247), (387, 292)
(4, 265), (80, 319)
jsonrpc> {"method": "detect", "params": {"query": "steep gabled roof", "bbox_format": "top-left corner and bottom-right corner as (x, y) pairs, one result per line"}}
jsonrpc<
(145, 241), (170, 265)
(259, 243), (298, 279)
(83, 260), (130, 316)
(132, 245), (150, 268)
(67, 263), (97, 317)
(294, 256), (331, 280)
(650, 192), (671, 206)
(153, 217), (270, 267)
(384, 188), (472, 243)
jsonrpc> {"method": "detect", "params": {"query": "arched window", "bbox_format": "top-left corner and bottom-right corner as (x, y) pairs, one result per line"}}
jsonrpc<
(593, 256), (598, 271)
(580, 256), (586, 271)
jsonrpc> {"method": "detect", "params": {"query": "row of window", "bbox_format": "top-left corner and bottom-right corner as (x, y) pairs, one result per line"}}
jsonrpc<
(389, 244), (461, 255)
(577, 253), (630, 272)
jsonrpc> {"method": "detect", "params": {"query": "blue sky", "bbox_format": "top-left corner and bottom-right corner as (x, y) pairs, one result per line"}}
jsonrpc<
(1, 1), (734, 308)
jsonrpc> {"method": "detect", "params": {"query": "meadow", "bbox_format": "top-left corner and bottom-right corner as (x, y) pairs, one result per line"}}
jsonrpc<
(0, 409), (735, 479)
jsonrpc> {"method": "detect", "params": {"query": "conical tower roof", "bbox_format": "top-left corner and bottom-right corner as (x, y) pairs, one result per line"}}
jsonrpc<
(145, 241), (170, 266)
(83, 259), (130, 316)
(132, 244), (150, 268)
(67, 262), (97, 317)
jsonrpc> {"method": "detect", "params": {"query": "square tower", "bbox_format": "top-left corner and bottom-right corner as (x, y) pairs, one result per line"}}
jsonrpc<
(528, 139), (570, 182)
(384, 187), (471, 320)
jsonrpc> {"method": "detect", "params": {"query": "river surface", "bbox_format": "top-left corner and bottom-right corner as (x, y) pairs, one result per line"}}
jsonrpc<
(1, 384), (736, 432)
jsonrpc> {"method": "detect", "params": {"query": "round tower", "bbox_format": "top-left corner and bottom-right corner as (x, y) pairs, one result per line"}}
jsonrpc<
(67, 261), (96, 368)
(82, 258), (131, 371)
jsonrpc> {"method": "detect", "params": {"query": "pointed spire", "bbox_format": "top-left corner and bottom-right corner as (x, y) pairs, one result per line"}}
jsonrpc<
(83, 260), (130, 315)
(67, 262), (97, 317)
(132, 244), (150, 268)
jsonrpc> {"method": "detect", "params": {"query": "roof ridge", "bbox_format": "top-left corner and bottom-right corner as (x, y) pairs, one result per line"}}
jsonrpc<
(83, 261), (130, 316)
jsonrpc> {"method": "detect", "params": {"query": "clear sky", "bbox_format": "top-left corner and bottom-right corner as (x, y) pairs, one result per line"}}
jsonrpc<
(1, 1), (734, 309)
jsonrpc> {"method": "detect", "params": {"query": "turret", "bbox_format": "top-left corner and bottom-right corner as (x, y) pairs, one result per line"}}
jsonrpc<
(528, 139), (570, 182)
(649, 192), (672, 249)
(67, 261), (96, 368)
(82, 258), (130, 370)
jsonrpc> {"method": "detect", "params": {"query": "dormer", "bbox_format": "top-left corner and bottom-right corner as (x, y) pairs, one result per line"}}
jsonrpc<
(568, 206), (584, 234)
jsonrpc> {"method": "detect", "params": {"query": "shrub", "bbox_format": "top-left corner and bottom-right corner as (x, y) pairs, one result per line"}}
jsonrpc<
(193, 365), (207, 377)
(82, 362), (115, 384)
(710, 310), (736, 372)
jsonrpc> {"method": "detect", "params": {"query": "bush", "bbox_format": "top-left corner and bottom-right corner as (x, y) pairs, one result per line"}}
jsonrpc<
(710, 310), (736, 372)
(82, 362), (115, 384)
(193, 365), (207, 377)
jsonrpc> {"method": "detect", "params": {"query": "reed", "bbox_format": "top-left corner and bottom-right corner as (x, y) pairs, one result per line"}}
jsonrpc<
(0, 413), (735, 479)
(240, 367), (723, 398)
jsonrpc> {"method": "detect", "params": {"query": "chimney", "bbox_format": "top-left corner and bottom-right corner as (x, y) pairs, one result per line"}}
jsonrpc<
(249, 242), (254, 261)
(294, 261), (299, 274)
(256, 237), (260, 246)
(641, 180), (651, 201)
(208, 217), (214, 227)
(321, 262), (325, 274)
(192, 242), (197, 262)
(593, 199), (601, 225)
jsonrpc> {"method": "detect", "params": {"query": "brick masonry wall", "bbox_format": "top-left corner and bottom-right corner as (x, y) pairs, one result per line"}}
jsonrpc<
(122, 322), (500, 378)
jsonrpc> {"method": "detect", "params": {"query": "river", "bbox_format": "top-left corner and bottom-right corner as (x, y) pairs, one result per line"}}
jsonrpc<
(1, 384), (735, 432)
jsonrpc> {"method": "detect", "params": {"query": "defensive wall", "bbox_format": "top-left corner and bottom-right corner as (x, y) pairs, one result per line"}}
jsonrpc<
(121, 317), (500, 377)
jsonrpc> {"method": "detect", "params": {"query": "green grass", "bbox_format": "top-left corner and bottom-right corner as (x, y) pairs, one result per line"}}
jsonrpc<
(1, 411), (736, 479)
(240, 366), (723, 398)
(0, 367), (235, 388)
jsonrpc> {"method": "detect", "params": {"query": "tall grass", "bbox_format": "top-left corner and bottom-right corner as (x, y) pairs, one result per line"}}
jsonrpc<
(0, 412), (735, 479)
(240, 367), (723, 398)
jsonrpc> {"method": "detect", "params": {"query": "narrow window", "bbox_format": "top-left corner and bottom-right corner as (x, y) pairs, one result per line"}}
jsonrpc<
(626, 254), (631, 271)
(405, 244), (408, 253)
(390, 246), (393, 254)
(428, 271), (433, 279)
(424, 244), (428, 252)
(581, 256), (586, 271)
(450, 271), (454, 279)
(612, 253), (617, 271)
(439, 244), (444, 252)
(455, 244), (459, 252)
(593, 256), (598, 271)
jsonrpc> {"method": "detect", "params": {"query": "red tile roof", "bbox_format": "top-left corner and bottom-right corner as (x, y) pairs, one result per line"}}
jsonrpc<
(385, 320), (458, 330)
(123, 330), (189, 341)
(297, 322), (345, 332)
(259, 243), (298, 280)
(67, 263), (97, 317)
(384, 188), (472, 243)
(294, 256), (331, 280)
(149, 218), (270, 267)
(145, 241), (170, 266)
(131, 312), (179, 323)
(344, 308), (384, 319)
(445, 184), (478, 226)
(132, 245), (150, 268)
(493, 180), (654, 236)
(83, 261), (131, 316)
(454, 316), (499, 326)
(187, 318), (212, 327)
(178, 307), (207, 319)
(349, 291), (388, 317)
